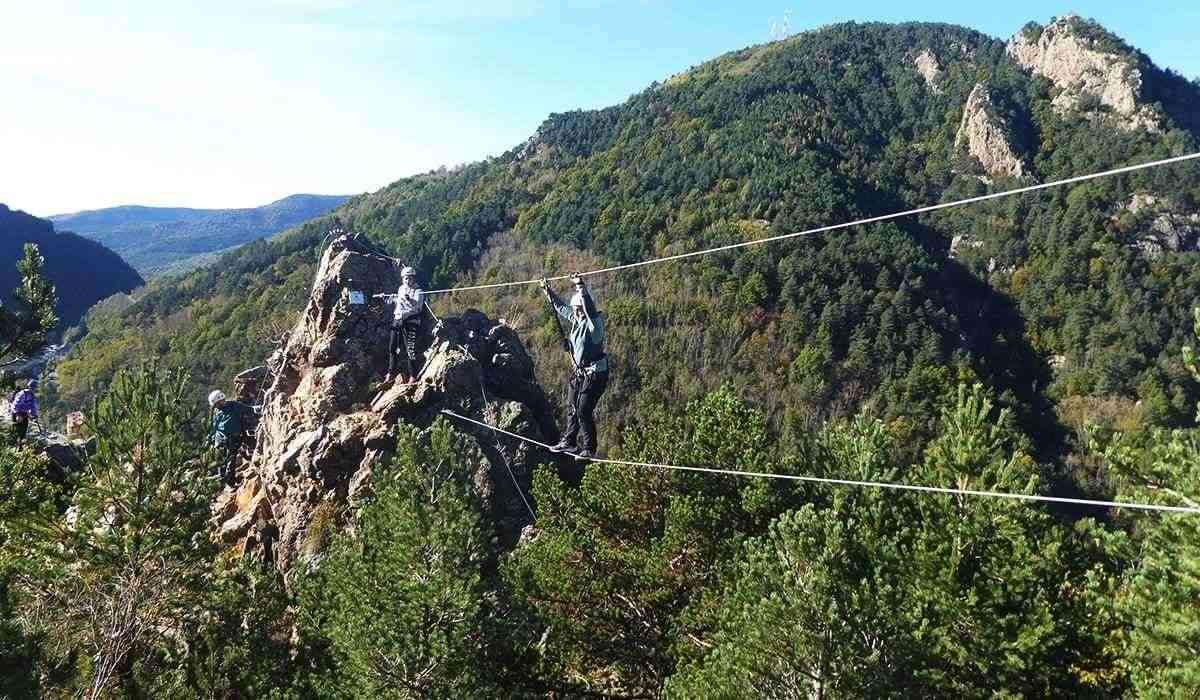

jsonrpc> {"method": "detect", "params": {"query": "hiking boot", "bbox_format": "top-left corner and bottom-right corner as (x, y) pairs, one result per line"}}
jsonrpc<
(547, 440), (575, 454)
(575, 448), (595, 459)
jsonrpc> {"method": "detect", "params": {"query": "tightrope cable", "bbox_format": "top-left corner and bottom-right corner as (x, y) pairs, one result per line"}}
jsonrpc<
(424, 152), (1200, 295)
(440, 410), (1200, 515)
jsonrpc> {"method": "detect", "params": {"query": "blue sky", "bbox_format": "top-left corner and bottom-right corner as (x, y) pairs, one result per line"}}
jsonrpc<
(2, 1), (1197, 217)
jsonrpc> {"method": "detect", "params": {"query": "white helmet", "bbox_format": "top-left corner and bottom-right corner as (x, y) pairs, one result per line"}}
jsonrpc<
(208, 390), (226, 407)
(569, 291), (585, 308)
(401, 265), (416, 278)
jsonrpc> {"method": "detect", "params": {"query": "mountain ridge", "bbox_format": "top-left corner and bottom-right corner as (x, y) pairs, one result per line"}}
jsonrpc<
(0, 204), (144, 337)
(52, 17), (1200, 444)
(14, 15), (1200, 696)
(50, 193), (350, 275)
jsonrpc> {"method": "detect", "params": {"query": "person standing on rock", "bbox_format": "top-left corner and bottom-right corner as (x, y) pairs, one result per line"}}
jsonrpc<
(540, 274), (608, 459)
(9, 378), (39, 445)
(376, 265), (426, 384)
(208, 389), (254, 487)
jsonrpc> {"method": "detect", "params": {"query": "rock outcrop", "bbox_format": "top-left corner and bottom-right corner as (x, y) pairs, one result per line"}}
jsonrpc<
(912, 49), (944, 94)
(1118, 193), (1200, 259)
(955, 83), (1029, 180)
(1007, 16), (1159, 131)
(216, 233), (560, 571)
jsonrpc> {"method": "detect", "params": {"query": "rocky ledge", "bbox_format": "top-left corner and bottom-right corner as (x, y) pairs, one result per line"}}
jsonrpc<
(214, 233), (561, 571)
(1007, 16), (1160, 132)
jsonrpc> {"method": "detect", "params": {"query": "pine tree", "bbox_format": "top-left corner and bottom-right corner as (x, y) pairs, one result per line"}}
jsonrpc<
(0, 363), (217, 697)
(668, 386), (1118, 696)
(297, 420), (498, 698)
(1105, 307), (1200, 694)
(0, 243), (57, 368)
(504, 387), (793, 695)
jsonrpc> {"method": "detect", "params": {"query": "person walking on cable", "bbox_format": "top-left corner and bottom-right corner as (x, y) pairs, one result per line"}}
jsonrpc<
(208, 389), (255, 487)
(541, 274), (609, 459)
(9, 378), (39, 445)
(376, 265), (426, 384)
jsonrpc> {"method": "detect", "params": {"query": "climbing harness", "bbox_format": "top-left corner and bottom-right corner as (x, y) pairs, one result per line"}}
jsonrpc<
(440, 410), (1200, 515)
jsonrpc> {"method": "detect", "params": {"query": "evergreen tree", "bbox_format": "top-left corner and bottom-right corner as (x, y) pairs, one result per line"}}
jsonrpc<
(0, 364), (216, 697)
(1104, 307), (1200, 694)
(297, 420), (499, 698)
(668, 386), (1118, 697)
(502, 389), (782, 694)
(0, 243), (57, 368)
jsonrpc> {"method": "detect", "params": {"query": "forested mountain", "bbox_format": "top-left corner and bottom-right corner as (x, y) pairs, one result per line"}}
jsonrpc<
(10, 15), (1200, 696)
(50, 193), (349, 275)
(55, 17), (1200, 446)
(0, 204), (143, 334)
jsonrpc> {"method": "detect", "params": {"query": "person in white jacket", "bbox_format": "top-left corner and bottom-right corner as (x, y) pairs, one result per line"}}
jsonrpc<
(376, 265), (426, 383)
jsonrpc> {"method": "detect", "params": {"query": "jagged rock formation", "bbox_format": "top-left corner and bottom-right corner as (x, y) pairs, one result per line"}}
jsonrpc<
(1118, 193), (1200, 259)
(949, 233), (984, 258)
(215, 234), (559, 571)
(1006, 16), (1160, 131)
(912, 49), (944, 94)
(955, 83), (1029, 180)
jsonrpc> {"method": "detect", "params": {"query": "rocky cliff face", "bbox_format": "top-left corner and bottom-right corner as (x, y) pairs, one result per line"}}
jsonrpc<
(912, 48), (944, 94)
(1119, 193), (1200, 259)
(214, 233), (560, 571)
(1006, 16), (1160, 131)
(955, 83), (1029, 180)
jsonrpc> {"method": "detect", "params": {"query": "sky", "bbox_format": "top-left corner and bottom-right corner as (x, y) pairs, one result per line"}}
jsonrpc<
(1, 1), (1197, 218)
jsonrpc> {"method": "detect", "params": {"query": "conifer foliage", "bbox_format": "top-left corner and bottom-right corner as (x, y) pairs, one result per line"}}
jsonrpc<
(1, 365), (217, 696)
(297, 421), (500, 698)
(0, 243), (57, 369)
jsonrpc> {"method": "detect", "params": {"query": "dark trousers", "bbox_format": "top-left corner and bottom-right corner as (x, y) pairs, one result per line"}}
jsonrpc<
(562, 370), (609, 452)
(11, 414), (29, 443)
(389, 319), (421, 379)
(218, 445), (240, 488)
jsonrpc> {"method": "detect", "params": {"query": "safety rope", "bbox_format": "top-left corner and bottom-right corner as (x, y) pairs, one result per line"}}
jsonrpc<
(423, 151), (1200, 295)
(440, 410), (1200, 515)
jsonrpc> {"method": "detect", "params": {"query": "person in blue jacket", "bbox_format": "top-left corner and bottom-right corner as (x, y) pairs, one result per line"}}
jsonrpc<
(208, 389), (255, 487)
(540, 275), (609, 459)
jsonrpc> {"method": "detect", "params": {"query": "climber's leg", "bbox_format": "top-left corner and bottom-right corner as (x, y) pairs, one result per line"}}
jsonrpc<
(403, 318), (421, 380)
(549, 372), (583, 452)
(388, 324), (404, 380)
(575, 370), (608, 458)
(219, 446), (239, 487)
(12, 414), (29, 444)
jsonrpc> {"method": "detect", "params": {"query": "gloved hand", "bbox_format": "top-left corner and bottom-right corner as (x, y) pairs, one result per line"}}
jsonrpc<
(539, 278), (550, 293)
(571, 273), (584, 288)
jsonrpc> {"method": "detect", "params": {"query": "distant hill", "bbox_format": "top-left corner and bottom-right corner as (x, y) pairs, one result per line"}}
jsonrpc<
(0, 204), (143, 333)
(50, 194), (350, 275)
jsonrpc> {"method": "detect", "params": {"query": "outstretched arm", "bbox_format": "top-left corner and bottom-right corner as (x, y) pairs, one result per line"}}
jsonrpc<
(573, 275), (599, 331)
(541, 279), (571, 322)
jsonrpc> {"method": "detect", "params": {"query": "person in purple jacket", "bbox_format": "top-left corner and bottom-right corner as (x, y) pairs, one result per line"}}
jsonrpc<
(10, 378), (39, 444)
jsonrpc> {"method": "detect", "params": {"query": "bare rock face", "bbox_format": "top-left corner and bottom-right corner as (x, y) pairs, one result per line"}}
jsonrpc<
(233, 366), (267, 403)
(1118, 193), (1200, 259)
(950, 233), (984, 258)
(955, 83), (1029, 180)
(1007, 16), (1160, 132)
(217, 233), (559, 571)
(912, 49), (944, 94)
